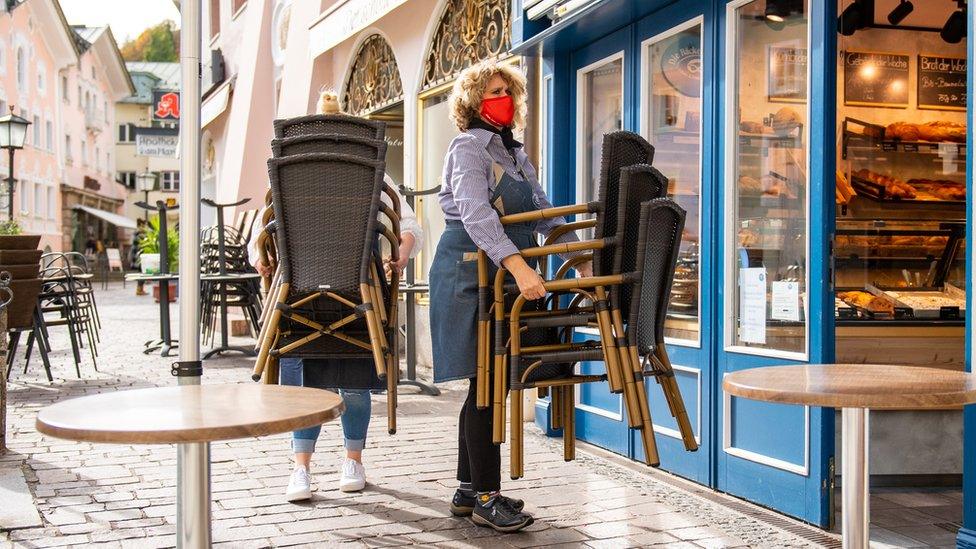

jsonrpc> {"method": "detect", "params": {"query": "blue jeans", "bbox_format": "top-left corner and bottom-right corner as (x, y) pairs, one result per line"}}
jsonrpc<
(278, 357), (371, 453)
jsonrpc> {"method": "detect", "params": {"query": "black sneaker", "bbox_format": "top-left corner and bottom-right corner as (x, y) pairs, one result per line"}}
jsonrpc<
(450, 489), (524, 517)
(470, 493), (533, 532)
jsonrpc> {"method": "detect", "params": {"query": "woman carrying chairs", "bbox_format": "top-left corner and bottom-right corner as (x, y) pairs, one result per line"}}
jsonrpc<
(250, 89), (421, 501)
(429, 61), (592, 533)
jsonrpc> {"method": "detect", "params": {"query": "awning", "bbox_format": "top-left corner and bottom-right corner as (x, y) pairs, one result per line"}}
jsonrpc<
(202, 78), (232, 128)
(72, 205), (138, 230)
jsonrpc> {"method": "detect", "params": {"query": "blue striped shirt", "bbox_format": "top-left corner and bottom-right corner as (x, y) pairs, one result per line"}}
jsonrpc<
(439, 128), (577, 266)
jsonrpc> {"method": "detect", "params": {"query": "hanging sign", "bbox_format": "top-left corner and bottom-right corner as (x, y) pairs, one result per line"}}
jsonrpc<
(739, 267), (767, 344)
(917, 55), (966, 111)
(135, 127), (179, 158)
(844, 51), (910, 108)
(152, 90), (181, 121)
(660, 31), (701, 98)
(767, 45), (807, 102)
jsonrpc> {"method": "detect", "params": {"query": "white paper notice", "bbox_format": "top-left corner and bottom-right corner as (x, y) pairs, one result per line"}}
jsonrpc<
(771, 281), (801, 321)
(739, 268), (767, 344)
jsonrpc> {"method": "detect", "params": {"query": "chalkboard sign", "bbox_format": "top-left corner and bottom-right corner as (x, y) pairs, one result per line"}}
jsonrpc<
(918, 55), (966, 111)
(767, 45), (807, 102)
(844, 51), (910, 108)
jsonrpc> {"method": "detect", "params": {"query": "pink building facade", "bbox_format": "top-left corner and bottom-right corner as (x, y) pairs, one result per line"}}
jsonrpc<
(0, 0), (131, 252)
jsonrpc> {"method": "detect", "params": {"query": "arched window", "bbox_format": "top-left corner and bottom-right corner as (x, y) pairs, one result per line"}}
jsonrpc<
(341, 34), (403, 116)
(16, 47), (26, 91)
(420, 0), (510, 91)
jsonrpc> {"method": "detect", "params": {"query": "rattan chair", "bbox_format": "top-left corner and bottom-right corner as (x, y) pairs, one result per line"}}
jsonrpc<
(506, 199), (695, 478)
(273, 114), (386, 141)
(253, 152), (402, 432)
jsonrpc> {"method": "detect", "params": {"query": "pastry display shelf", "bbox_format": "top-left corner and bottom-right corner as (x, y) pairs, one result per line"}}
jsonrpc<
(841, 117), (966, 160)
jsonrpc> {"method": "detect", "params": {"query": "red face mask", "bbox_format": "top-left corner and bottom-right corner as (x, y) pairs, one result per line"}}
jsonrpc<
(480, 95), (515, 128)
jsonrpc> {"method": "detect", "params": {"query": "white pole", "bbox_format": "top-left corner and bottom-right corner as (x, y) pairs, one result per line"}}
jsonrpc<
(176, 0), (209, 547)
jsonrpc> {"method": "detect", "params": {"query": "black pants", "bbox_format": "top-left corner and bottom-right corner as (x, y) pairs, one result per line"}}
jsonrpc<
(457, 378), (500, 492)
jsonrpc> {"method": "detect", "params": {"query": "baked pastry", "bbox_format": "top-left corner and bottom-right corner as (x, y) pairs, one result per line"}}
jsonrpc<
(771, 107), (802, 136)
(854, 169), (916, 199)
(837, 291), (894, 314)
(835, 171), (856, 204)
(740, 121), (764, 134)
(917, 121), (966, 143)
(739, 175), (762, 194)
(907, 179), (966, 200)
(738, 228), (759, 247)
(886, 122), (920, 141)
(761, 175), (796, 198)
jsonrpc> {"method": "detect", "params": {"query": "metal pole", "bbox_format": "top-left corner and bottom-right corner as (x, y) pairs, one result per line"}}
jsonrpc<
(7, 148), (14, 221)
(841, 408), (869, 549)
(143, 191), (150, 223)
(176, 0), (208, 546)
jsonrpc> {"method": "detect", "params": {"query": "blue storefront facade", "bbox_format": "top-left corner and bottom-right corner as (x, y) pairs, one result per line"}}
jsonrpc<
(510, 0), (976, 539)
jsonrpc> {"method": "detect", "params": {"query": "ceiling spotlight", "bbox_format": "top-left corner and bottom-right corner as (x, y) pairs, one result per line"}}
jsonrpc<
(839, 0), (873, 36)
(765, 0), (803, 22)
(887, 0), (913, 25)
(941, 4), (966, 43)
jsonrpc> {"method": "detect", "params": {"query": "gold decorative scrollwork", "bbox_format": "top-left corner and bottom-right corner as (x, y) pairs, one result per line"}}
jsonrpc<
(342, 34), (404, 116)
(421, 0), (510, 91)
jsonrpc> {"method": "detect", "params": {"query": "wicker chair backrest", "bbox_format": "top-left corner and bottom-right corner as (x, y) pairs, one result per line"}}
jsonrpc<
(591, 131), (655, 276)
(610, 165), (669, 317)
(273, 114), (385, 141)
(272, 134), (387, 161)
(267, 152), (385, 298)
(627, 199), (686, 354)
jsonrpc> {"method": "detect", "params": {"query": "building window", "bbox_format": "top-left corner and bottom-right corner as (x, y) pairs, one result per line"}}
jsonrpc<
(161, 171), (180, 192)
(47, 187), (55, 220)
(91, 65), (95, 79)
(77, 86), (82, 106)
(19, 109), (29, 145)
(0, 99), (6, 116)
(210, 0), (221, 38)
(19, 181), (29, 213)
(62, 75), (69, 103)
(232, 0), (246, 16)
(65, 135), (72, 162)
(34, 185), (44, 218)
(81, 141), (87, 165)
(46, 120), (53, 151)
(15, 48), (26, 92)
(577, 54), (624, 207)
(117, 171), (137, 189)
(95, 146), (101, 171)
(32, 115), (40, 146)
(103, 100), (108, 122)
(37, 65), (45, 93)
(117, 123), (138, 143)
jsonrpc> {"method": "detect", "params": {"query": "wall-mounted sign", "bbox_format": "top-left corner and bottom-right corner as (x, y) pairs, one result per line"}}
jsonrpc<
(135, 127), (179, 158)
(917, 55), (966, 111)
(660, 31), (701, 98)
(152, 90), (180, 121)
(844, 50), (910, 108)
(767, 44), (807, 103)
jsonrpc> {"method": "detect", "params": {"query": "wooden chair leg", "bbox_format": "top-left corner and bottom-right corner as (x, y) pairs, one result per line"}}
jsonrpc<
(359, 283), (387, 379)
(563, 385), (575, 462)
(550, 383), (563, 430)
(652, 347), (698, 451)
(510, 388), (523, 479)
(253, 283), (289, 382)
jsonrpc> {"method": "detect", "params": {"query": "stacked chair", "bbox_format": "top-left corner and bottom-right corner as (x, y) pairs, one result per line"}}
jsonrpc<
(252, 114), (403, 434)
(200, 198), (264, 348)
(474, 131), (699, 478)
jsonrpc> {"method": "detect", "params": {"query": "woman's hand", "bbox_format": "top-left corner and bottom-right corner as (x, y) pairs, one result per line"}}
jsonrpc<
(384, 233), (415, 277)
(503, 254), (546, 300)
(255, 259), (272, 278)
(576, 261), (593, 279)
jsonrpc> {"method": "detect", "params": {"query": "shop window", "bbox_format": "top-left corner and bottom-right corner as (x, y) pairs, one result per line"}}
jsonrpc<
(726, 0), (808, 356)
(577, 54), (623, 209)
(643, 18), (703, 345)
(417, 90), (456, 278)
(161, 171), (180, 192)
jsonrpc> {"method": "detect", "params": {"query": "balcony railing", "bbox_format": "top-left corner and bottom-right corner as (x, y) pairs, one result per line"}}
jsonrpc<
(85, 109), (105, 133)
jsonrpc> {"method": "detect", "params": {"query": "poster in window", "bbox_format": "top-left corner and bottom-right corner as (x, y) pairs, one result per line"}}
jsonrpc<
(844, 51), (910, 108)
(767, 43), (807, 103)
(917, 55), (966, 111)
(660, 30), (701, 98)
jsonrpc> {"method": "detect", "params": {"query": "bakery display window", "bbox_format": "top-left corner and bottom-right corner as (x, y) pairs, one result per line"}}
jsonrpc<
(726, 0), (808, 355)
(577, 54), (624, 208)
(643, 18), (703, 345)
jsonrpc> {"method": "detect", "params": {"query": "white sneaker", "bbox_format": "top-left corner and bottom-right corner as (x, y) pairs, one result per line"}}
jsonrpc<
(339, 458), (366, 492)
(285, 465), (312, 502)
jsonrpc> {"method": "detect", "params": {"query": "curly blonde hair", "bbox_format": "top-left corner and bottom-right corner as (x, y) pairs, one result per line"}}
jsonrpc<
(448, 61), (527, 132)
(317, 87), (342, 115)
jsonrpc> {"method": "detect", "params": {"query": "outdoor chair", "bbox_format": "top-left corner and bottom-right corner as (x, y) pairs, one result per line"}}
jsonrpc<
(252, 152), (402, 433)
(273, 113), (386, 141)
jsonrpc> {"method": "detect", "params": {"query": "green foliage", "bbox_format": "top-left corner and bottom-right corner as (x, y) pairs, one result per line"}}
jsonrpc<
(0, 220), (21, 235)
(121, 21), (179, 62)
(138, 215), (179, 271)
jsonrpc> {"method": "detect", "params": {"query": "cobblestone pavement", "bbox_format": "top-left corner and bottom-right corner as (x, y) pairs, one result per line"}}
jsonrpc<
(0, 283), (841, 548)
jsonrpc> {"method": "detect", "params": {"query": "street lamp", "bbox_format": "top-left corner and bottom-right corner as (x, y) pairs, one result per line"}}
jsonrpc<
(136, 170), (157, 222)
(0, 109), (31, 221)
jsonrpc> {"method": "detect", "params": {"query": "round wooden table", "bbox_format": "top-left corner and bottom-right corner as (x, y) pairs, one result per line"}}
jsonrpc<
(36, 384), (344, 547)
(724, 364), (976, 549)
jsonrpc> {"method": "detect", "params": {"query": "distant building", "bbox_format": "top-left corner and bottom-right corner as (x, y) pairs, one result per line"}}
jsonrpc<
(116, 62), (181, 225)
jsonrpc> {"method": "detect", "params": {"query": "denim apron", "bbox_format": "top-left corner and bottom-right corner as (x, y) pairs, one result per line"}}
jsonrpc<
(429, 163), (538, 383)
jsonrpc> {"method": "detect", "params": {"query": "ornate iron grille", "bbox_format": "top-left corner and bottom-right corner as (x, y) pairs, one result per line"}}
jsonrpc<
(420, 0), (510, 91)
(342, 34), (405, 116)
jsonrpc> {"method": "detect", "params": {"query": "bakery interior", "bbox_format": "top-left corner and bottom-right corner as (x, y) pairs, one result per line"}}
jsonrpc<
(834, 0), (967, 482)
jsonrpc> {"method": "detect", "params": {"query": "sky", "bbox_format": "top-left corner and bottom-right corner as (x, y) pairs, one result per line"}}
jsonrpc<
(58, 0), (181, 44)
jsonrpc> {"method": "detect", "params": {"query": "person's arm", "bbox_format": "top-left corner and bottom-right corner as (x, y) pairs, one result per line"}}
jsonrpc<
(248, 206), (272, 277)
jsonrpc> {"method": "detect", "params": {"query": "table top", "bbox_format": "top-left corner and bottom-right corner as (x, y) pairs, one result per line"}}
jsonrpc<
(723, 364), (976, 409)
(36, 384), (344, 444)
(125, 273), (180, 281)
(42, 273), (94, 282)
(202, 273), (261, 281)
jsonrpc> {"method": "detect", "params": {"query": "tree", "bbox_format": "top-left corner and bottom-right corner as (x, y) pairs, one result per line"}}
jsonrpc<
(121, 21), (179, 62)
